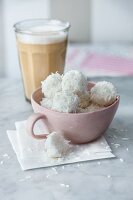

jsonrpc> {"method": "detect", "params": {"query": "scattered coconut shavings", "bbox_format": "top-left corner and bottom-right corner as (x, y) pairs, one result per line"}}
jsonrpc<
(60, 183), (66, 187)
(19, 176), (31, 182)
(52, 167), (58, 174)
(114, 143), (121, 148)
(120, 158), (124, 162)
(97, 161), (101, 165)
(114, 143), (120, 146)
(46, 175), (50, 178)
(77, 163), (81, 167)
(120, 129), (128, 132)
(126, 148), (129, 151)
(107, 175), (111, 179)
(111, 128), (118, 132)
(65, 185), (70, 188)
(122, 138), (129, 140)
(0, 160), (4, 165)
(60, 183), (70, 189)
(2, 153), (9, 157)
(105, 146), (110, 150)
(113, 135), (118, 139)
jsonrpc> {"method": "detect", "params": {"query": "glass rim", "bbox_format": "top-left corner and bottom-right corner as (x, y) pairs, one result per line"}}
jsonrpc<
(13, 18), (70, 35)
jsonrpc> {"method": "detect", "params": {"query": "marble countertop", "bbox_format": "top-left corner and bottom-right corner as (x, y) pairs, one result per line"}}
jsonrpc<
(0, 77), (133, 200)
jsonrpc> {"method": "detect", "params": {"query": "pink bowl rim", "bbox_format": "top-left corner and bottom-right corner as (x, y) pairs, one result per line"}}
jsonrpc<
(31, 87), (120, 116)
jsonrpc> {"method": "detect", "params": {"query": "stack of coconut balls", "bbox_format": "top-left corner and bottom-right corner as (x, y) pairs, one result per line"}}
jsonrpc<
(41, 70), (118, 113)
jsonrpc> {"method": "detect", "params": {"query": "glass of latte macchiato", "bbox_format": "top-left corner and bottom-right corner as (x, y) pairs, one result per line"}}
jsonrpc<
(14, 19), (70, 101)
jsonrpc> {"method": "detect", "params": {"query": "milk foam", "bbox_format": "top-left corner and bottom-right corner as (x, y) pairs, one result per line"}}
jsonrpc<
(17, 25), (67, 44)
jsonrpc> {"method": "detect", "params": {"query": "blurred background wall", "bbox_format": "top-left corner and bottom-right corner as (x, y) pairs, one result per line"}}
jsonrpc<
(0, 0), (133, 78)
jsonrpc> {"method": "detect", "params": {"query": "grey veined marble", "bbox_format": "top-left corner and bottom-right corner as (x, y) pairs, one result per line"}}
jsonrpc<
(0, 77), (133, 200)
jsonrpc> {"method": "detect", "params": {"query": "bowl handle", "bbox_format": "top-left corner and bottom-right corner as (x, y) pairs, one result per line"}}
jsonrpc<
(26, 113), (49, 139)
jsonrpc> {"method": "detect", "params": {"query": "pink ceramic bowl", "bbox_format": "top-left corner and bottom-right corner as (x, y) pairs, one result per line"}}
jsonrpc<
(27, 82), (120, 144)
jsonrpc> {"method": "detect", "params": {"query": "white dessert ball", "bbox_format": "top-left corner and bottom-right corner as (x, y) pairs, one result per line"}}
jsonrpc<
(41, 72), (62, 98)
(77, 103), (102, 113)
(78, 92), (90, 109)
(90, 81), (117, 106)
(52, 91), (80, 113)
(40, 98), (53, 109)
(62, 70), (88, 94)
(45, 131), (70, 158)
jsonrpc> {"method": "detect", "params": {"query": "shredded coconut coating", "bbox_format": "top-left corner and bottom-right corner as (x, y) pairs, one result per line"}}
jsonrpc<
(90, 81), (117, 106)
(52, 91), (80, 113)
(77, 103), (103, 113)
(45, 132), (70, 158)
(62, 70), (88, 95)
(41, 72), (62, 98)
(40, 98), (53, 109)
(78, 92), (91, 109)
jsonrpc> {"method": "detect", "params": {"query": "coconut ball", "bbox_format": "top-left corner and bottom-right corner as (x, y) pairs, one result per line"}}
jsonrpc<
(52, 91), (80, 113)
(41, 72), (62, 98)
(78, 92), (91, 109)
(90, 81), (117, 106)
(45, 131), (70, 158)
(62, 70), (88, 95)
(77, 103), (103, 113)
(40, 98), (53, 109)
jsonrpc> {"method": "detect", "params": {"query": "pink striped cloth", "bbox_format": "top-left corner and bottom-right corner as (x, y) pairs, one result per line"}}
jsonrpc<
(66, 50), (133, 76)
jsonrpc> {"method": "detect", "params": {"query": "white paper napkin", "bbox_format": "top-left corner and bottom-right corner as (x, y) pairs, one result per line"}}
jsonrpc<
(7, 120), (115, 170)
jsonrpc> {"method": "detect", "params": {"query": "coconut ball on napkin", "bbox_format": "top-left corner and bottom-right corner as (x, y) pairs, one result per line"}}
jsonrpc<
(62, 70), (88, 95)
(41, 72), (62, 98)
(45, 132), (70, 158)
(52, 91), (80, 113)
(90, 81), (117, 106)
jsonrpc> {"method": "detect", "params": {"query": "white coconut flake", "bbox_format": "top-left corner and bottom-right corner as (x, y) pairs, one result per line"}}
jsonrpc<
(46, 175), (50, 178)
(60, 183), (70, 189)
(122, 138), (129, 140)
(52, 167), (58, 174)
(107, 175), (111, 179)
(114, 144), (120, 148)
(97, 161), (101, 165)
(66, 184), (70, 188)
(60, 183), (66, 187)
(0, 160), (4, 165)
(113, 135), (118, 139)
(120, 158), (124, 162)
